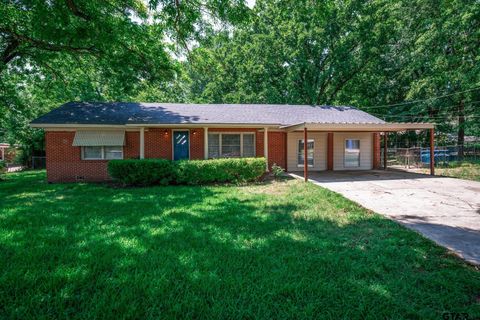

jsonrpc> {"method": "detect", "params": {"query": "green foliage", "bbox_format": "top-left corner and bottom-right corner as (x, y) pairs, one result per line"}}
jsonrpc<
(186, 0), (391, 105)
(0, 160), (5, 178)
(2, 0), (480, 155)
(108, 158), (266, 186)
(184, 0), (480, 144)
(108, 159), (175, 186)
(174, 157), (266, 184)
(270, 163), (285, 179)
(0, 0), (249, 153)
(0, 171), (479, 319)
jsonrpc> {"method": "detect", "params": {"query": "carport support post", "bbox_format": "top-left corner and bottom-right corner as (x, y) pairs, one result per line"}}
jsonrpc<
(383, 132), (388, 170)
(304, 127), (308, 182)
(430, 128), (435, 176)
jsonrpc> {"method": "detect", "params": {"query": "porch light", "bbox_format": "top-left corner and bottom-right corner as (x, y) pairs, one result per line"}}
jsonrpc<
(163, 129), (169, 136)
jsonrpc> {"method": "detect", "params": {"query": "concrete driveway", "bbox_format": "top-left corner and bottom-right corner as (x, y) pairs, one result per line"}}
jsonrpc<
(291, 170), (480, 265)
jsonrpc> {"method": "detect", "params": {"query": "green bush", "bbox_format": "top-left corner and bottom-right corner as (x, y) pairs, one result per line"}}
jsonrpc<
(271, 163), (285, 179)
(108, 159), (175, 186)
(108, 157), (266, 186)
(175, 157), (266, 185)
(0, 160), (6, 178)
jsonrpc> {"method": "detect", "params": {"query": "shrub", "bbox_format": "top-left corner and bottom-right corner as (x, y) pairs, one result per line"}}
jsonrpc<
(175, 157), (266, 185)
(108, 159), (175, 186)
(271, 163), (285, 179)
(0, 161), (6, 179)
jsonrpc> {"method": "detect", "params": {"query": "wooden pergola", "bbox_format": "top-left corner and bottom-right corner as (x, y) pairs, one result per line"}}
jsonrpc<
(281, 122), (435, 182)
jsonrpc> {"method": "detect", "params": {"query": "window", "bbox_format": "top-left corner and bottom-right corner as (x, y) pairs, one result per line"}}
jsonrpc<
(82, 146), (123, 160)
(297, 139), (314, 167)
(221, 134), (241, 157)
(208, 134), (220, 158)
(207, 133), (256, 158)
(83, 146), (103, 160)
(105, 146), (123, 159)
(242, 134), (255, 157)
(345, 139), (360, 167)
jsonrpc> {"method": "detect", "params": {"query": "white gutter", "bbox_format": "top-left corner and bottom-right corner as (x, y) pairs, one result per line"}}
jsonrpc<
(280, 122), (435, 131)
(30, 123), (282, 129)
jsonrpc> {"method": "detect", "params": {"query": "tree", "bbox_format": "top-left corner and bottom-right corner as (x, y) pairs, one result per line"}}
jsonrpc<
(186, 0), (394, 105)
(0, 0), (249, 157)
(185, 0), (480, 150)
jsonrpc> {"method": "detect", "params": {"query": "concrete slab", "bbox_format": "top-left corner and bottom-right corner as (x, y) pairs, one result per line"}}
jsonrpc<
(290, 170), (480, 265)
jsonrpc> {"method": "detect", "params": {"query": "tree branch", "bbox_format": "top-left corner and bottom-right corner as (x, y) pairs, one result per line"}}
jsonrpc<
(65, 0), (91, 20)
(1, 36), (20, 64)
(0, 28), (98, 56)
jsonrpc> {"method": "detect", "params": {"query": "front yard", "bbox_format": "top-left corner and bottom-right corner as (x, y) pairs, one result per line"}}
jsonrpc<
(0, 171), (479, 319)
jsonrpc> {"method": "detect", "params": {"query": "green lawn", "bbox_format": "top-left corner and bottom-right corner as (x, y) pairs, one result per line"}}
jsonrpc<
(433, 161), (480, 182)
(0, 171), (479, 319)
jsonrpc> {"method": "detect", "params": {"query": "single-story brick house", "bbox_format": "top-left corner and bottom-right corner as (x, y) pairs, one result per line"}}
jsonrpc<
(30, 102), (435, 182)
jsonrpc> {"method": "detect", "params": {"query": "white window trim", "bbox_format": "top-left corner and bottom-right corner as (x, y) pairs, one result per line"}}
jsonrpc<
(297, 139), (314, 167)
(344, 138), (361, 168)
(81, 146), (124, 160)
(208, 132), (256, 159)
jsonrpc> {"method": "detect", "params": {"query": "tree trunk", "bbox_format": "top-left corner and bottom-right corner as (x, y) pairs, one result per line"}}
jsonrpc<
(457, 99), (465, 161)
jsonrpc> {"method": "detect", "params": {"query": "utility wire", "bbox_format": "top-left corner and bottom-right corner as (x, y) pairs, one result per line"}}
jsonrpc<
(366, 100), (480, 119)
(361, 86), (480, 110)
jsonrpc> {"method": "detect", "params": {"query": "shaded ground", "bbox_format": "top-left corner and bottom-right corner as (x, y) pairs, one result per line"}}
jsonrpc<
(0, 171), (479, 319)
(292, 170), (480, 265)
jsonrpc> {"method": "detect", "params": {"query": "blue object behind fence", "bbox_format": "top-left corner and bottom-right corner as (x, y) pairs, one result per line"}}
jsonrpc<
(420, 149), (450, 164)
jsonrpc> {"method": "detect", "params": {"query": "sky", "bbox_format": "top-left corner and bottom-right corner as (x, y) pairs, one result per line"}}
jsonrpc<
(246, 0), (256, 8)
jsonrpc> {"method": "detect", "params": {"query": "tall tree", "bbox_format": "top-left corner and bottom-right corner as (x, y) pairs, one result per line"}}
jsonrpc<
(0, 0), (249, 150)
(186, 0), (393, 105)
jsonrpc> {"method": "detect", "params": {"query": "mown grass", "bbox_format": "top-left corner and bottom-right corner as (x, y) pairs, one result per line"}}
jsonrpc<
(0, 170), (479, 319)
(418, 160), (480, 181)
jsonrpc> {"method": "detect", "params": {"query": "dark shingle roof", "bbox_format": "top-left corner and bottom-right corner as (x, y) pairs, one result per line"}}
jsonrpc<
(31, 102), (385, 126)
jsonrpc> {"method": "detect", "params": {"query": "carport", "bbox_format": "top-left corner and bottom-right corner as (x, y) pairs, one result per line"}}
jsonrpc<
(281, 122), (435, 182)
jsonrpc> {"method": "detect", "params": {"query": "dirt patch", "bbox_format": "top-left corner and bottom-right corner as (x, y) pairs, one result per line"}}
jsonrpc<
(240, 176), (296, 196)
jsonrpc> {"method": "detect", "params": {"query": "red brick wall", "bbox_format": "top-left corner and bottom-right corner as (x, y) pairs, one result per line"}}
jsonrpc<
(46, 128), (288, 182)
(267, 131), (286, 169)
(190, 128), (204, 160)
(145, 128), (172, 159)
(45, 131), (139, 183)
(125, 131), (140, 159)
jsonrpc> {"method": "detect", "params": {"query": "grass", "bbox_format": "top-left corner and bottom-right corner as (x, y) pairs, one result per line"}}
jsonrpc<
(0, 171), (479, 319)
(420, 160), (480, 181)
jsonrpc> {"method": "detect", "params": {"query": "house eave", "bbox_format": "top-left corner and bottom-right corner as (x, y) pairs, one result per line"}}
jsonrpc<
(281, 122), (435, 132)
(30, 123), (283, 129)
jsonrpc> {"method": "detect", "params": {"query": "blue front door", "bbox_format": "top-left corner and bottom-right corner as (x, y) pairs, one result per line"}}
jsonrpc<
(173, 131), (189, 160)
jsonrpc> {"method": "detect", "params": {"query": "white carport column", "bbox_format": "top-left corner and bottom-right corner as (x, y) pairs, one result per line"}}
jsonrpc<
(140, 127), (145, 159)
(264, 127), (269, 171)
(204, 127), (208, 159)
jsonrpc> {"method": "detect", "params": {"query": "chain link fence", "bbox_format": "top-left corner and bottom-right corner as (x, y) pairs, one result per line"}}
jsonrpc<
(381, 144), (479, 169)
(31, 156), (46, 169)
